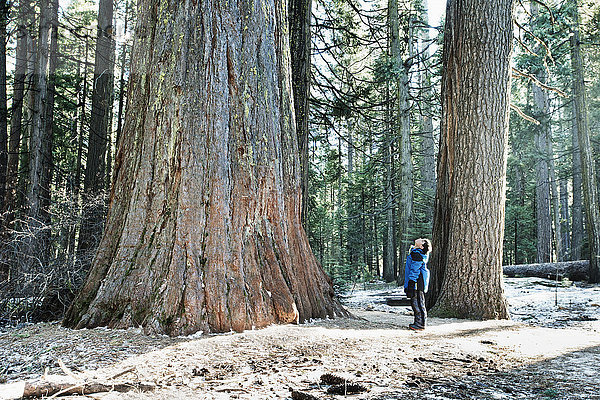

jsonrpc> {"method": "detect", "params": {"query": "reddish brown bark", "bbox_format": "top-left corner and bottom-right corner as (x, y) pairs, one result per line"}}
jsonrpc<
(64, 0), (347, 335)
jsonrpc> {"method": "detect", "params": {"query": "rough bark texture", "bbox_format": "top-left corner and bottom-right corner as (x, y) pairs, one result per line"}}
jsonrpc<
(64, 0), (347, 336)
(570, 0), (600, 283)
(503, 260), (589, 282)
(289, 0), (311, 227)
(428, 0), (512, 319)
(78, 0), (114, 254)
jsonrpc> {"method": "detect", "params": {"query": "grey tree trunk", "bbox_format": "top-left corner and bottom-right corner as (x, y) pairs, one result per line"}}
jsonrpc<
(78, 0), (114, 254)
(530, 3), (552, 263)
(560, 178), (571, 260)
(26, 0), (56, 266)
(5, 0), (34, 226)
(389, 0), (413, 262)
(571, 103), (583, 260)
(570, 0), (600, 283)
(548, 139), (563, 261)
(64, 0), (348, 335)
(0, 0), (8, 218)
(428, 0), (512, 319)
(5, 0), (33, 225)
(532, 81), (552, 263)
(289, 0), (311, 227)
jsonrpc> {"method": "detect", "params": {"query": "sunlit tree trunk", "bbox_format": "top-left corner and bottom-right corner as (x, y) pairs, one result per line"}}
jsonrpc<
(429, 0), (512, 319)
(64, 0), (347, 335)
(570, 0), (600, 282)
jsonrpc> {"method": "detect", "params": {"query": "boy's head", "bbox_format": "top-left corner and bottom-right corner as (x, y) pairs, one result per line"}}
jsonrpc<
(414, 238), (431, 254)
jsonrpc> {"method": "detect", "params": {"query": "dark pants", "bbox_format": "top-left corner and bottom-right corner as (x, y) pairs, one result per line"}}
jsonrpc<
(410, 290), (427, 328)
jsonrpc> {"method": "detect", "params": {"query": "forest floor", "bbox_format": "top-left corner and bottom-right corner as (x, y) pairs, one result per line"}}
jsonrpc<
(1, 277), (600, 399)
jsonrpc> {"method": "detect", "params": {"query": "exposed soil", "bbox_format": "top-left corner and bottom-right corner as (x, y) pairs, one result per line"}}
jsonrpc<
(1, 277), (599, 399)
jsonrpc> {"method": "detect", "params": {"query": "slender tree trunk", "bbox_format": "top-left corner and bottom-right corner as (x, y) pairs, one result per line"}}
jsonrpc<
(289, 0), (311, 228)
(571, 103), (583, 260)
(428, 0), (512, 319)
(389, 0), (413, 263)
(570, 0), (600, 282)
(530, 3), (552, 262)
(41, 0), (58, 225)
(418, 6), (436, 227)
(64, 0), (348, 335)
(26, 0), (55, 266)
(0, 0), (8, 218)
(532, 81), (552, 263)
(78, 0), (114, 254)
(383, 47), (396, 282)
(115, 1), (130, 149)
(6, 0), (33, 226)
(560, 178), (570, 260)
(548, 140), (563, 261)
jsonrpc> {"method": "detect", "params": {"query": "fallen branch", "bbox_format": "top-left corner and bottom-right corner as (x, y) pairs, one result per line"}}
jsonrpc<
(0, 379), (155, 399)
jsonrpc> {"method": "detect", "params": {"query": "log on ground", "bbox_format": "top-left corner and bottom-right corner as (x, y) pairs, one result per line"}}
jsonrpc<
(503, 260), (589, 281)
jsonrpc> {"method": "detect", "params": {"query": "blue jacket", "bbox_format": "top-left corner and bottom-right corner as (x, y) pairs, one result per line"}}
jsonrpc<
(403, 248), (430, 293)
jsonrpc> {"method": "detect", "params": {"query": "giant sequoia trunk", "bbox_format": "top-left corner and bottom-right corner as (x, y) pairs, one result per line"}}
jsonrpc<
(428, 0), (512, 319)
(64, 0), (347, 335)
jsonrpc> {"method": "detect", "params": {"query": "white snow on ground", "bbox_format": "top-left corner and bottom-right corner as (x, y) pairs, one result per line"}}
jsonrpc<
(504, 277), (600, 328)
(341, 277), (600, 330)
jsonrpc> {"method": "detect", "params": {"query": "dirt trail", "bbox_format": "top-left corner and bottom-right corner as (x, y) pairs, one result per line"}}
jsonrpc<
(1, 279), (600, 399)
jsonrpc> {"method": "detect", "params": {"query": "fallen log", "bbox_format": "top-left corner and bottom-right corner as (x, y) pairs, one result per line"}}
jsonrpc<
(0, 379), (155, 399)
(503, 260), (589, 281)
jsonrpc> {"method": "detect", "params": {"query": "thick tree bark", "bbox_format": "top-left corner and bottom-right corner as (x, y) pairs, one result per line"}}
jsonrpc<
(570, 0), (600, 283)
(289, 0), (311, 227)
(78, 0), (114, 254)
(64, 0), (347, 335)
(428, 0), (512, 319)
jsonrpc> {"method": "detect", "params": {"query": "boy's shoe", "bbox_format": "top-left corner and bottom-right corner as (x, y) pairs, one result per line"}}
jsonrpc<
(409, 323), (424, 331)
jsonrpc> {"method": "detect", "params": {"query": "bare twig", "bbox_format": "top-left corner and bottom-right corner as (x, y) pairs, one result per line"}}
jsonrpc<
(510, 103), (540, 125)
